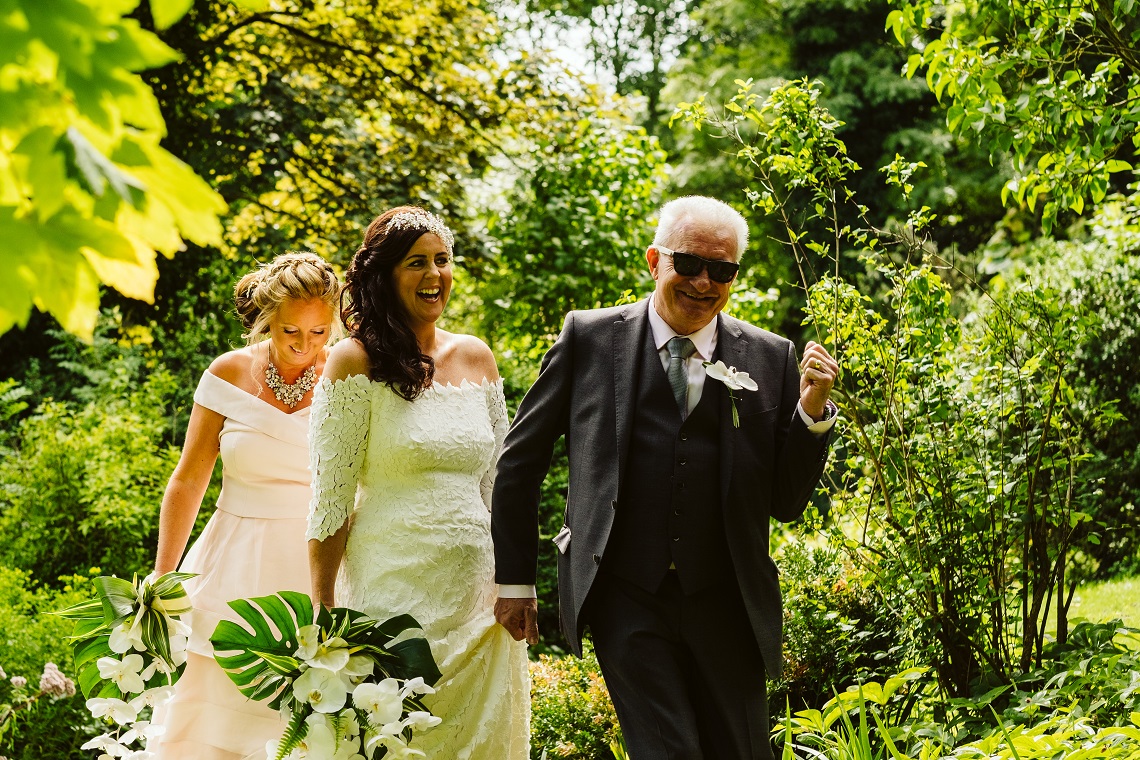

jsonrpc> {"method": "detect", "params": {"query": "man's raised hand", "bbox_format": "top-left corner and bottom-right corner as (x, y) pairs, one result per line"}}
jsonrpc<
(799, 341), (838, 420)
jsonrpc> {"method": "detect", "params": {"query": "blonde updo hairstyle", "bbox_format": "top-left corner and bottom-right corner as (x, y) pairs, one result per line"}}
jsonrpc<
(233, 252), (341, 343)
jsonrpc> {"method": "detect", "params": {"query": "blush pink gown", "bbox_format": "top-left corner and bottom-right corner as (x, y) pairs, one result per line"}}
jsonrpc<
(150, 371), (313, 760)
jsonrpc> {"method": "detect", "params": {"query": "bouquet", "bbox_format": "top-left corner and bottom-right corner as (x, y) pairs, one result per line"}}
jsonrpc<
(57, 572), (195, 757)
(210, 591), (443, 760)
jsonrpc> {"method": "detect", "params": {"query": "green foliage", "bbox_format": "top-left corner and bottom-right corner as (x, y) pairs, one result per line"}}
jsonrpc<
(211, 592), (440, 710)
(0, 0), (226, 339)
(677, 77), (1125, 698)
(529, 643), (622, 760)
(997, 196), (1140, 579)
(888, 0), (1140, 231)
(0, 366), (184, 583)
(777, 622), (1140, 758)
(482, 111), (667, 353)
(664, 0), (1006, 332)
(774, 543), (916, 714)
(0, 567), (98, 758)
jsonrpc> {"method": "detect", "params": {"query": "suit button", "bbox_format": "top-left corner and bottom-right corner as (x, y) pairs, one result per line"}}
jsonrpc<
(611, 499), (618, 510)
(672, 537), (681, 542)
(679, 459), (687, 466)
(593, 553), (602, 565)
(677, 482), (685, 491)
(674, 509), (681, 516)
(680, 434), (688, 441)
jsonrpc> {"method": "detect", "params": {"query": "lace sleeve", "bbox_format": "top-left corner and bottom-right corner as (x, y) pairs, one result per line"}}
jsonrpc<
(480, 380), (510, 512)
(306, 374), (372, 541)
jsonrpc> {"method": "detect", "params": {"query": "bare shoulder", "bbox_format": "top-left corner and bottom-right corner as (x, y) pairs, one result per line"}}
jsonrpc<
(324, 338), (372, 383)
(450, 333), (500, 383)
(207, 347), (255, 386)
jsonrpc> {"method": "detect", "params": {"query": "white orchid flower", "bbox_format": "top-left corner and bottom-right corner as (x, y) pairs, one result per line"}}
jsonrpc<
(367, 733), (425, 760)
(704, 360), (758, 391)
(86, 696), (140, 725)
(81, 733), (129, 756)
(119, 720), (165, 746)
(293, 666), (349, 713)
(97, 654), (147, 694)
(399, 677), (435, 698)
(343, 655), (374, 680)
(403, 711), (442, 732)
(108, 620), (146, 654)
(337, 707), (362, 739)
(295, 624), (322, 660)
(139, 657), (173, 682)
(303, 712), (339, 757)
(352, 679), (403, 724)
(130, 685), (176, 711)
(122, 751), (156, 760)
(307, 636), (352, 672)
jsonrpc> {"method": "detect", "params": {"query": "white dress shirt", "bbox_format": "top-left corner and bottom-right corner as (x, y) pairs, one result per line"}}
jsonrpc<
(497, 298), (837, 599)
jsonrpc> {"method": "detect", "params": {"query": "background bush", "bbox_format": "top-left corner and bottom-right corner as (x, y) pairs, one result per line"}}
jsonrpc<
(529, 643), (622, 760)
(0, 567), (99, 758)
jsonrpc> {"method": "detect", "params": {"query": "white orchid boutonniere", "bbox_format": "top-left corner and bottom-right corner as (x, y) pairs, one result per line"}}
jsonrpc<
(704, 360), (758, 428)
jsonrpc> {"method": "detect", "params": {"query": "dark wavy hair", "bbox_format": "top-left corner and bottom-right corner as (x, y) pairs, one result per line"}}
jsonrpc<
(342, 206), (452, 401)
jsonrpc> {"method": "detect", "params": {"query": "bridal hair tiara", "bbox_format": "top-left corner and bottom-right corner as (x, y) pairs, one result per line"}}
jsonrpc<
(386, 209), (455, 253)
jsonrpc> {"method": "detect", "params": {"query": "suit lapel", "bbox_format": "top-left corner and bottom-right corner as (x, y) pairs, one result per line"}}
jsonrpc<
(717, 314), (746, 513)
(614, 300), (649, 488)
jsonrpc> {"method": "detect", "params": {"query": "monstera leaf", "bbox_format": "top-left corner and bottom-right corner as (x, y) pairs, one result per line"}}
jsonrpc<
(211, 592), (442, 711)
(210, 591), (313, 708)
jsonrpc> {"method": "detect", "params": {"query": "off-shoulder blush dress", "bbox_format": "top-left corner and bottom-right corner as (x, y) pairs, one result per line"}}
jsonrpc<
(151, 371), (313, 760)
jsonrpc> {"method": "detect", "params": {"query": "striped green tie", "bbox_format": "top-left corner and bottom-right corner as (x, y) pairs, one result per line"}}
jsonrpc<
(667, 336), (697, 415)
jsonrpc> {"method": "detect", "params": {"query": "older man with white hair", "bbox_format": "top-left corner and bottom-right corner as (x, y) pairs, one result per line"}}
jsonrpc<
(492, 195), (838, 759)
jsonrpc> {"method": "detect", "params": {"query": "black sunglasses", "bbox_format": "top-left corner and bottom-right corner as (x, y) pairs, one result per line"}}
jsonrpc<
(656, 246), (740, 283)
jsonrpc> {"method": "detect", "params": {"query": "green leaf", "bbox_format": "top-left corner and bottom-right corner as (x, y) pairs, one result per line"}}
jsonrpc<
(94, 575), (140, 621)
(149, 0), (194, 30)
(210, 592), (313, 702)
(62, 128), (146, 208)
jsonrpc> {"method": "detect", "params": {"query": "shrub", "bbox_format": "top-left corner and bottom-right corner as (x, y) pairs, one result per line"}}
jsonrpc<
(0, 566), (99, 758)
(0, 369), (197, 584)
(529, 642), (621, 760)
(774, 543), (916, 715)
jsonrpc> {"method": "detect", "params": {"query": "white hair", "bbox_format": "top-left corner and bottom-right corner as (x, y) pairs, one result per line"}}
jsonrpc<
(652, 196), (749, 260)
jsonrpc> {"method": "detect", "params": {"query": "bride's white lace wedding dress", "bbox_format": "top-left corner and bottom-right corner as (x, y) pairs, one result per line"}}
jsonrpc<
(306, 375), (530, 759)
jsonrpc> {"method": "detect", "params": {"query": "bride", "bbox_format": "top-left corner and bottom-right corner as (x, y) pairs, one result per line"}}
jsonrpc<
(306, 206), (530, 758)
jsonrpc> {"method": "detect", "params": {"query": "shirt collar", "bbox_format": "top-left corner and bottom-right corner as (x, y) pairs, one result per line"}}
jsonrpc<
(646, 295), (719, 360)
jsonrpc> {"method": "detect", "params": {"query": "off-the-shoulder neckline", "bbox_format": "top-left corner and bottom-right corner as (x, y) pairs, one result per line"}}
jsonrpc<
(203, 370), (314, 417)
(319, 374), (502, 394)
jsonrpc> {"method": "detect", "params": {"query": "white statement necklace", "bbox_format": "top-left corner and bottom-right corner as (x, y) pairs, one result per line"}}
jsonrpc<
(265, 356), (317, 408)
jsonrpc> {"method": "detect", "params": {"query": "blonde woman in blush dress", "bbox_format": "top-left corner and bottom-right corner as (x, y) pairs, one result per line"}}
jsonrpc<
(307, 207), (530, 759)
(149, 252), (340, 760)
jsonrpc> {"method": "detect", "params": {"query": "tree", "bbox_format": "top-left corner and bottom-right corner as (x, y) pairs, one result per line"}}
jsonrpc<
(676, 78), (1121, 695)
(0, 0), (228, 339)
(888, 0), (1140, 231)
(663, 0), (1008, 336)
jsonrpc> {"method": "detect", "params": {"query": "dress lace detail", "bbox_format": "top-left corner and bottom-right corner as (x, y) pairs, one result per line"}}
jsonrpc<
(306, 375), (529, 759)
(481, 380), (508, 512)
(306, 374), (372, 542)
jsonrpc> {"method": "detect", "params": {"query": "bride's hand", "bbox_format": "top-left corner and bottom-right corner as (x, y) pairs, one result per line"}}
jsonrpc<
(494, 597), (539, 646)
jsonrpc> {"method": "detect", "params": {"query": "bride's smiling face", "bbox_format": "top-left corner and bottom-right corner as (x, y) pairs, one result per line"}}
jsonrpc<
(392, 233), (452, 327)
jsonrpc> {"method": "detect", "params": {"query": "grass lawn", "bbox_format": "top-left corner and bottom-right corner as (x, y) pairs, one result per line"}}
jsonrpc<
(1065, 576), (1139, 628)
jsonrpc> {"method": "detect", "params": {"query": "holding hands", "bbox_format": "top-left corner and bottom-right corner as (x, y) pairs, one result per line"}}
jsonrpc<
(799, 341), (838, 421)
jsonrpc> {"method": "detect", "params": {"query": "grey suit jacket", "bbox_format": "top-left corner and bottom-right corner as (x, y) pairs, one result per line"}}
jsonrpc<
(491, 299), (831, 677)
